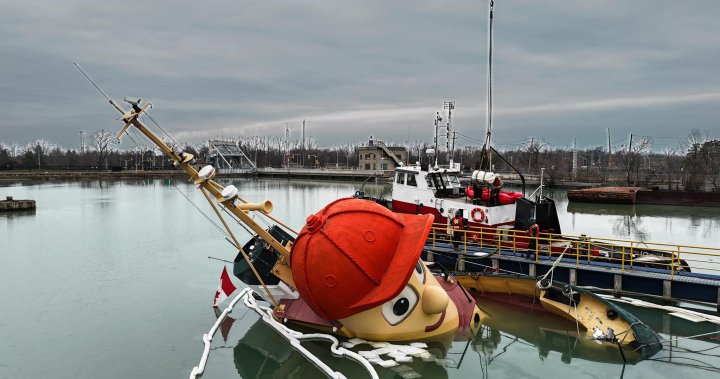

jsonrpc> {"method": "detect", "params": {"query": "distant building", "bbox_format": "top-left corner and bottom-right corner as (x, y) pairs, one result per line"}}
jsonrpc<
(358, 136), (406, 171)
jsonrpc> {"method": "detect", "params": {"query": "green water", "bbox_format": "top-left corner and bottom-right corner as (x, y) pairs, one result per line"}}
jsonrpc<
(1, 179), (718, 379)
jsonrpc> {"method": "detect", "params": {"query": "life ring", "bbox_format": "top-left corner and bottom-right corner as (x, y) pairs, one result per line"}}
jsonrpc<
(470, 207), (485, 222)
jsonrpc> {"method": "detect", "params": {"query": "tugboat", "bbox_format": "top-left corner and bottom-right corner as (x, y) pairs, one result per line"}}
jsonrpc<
(360, 0), (687, 273)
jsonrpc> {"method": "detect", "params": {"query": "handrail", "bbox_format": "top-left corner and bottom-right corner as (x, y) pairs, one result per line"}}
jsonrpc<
(427, 223), (720, 278)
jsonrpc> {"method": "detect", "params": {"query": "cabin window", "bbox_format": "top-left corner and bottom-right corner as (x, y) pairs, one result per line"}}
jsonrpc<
(396, 173), (405, 184)
(442, 175), (451, 187)
(407, 174), (417, 187)
(425, 176), (434, 188)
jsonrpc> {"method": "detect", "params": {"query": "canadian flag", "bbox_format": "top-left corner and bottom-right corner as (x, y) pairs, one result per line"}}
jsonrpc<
(212, 266), (237, 308)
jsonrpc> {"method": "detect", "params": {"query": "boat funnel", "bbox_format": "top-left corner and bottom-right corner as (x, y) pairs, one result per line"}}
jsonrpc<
(237, 200), (273, 214)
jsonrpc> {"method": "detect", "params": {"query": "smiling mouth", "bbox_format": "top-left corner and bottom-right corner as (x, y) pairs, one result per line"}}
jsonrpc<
(424, 310), (447, 332)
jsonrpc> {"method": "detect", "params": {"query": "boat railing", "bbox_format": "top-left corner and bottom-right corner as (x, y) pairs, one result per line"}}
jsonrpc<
(428, 223), (720, 279)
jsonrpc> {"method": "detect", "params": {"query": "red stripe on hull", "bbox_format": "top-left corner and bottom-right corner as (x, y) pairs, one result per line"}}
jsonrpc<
(392, 200), (515, 229)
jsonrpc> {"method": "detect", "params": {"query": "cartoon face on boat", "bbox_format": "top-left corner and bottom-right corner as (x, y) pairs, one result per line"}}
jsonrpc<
(290, 198), (469, 341)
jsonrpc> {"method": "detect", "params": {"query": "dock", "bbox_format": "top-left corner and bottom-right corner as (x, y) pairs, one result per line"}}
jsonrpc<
(0, 196), (36, 211)
(423, 225), (720, 311)
(218, 167), (391, 181)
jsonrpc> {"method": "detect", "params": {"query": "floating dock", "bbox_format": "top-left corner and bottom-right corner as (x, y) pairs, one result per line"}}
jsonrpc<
(0, 196), (36, 211)
(567, 187), (646, 204)
(568, 187), (720, 206)
(423, 226), (720, 311)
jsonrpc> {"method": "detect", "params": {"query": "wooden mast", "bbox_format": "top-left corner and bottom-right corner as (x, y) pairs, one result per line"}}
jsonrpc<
(112, 101), (296, 287)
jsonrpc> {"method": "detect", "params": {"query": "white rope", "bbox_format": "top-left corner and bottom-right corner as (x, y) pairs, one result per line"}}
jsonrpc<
(189, 288), (379, 379)
(540, 250), (569, 281)
(189, 288), (247, 378)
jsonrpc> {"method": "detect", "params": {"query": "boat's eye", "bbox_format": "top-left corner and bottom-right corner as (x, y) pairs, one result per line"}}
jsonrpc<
(381, 285), (419, 326)
(414, 260), (426, 284)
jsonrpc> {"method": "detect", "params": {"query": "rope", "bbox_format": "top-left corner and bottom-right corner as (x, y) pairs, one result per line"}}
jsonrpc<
(189, 288), (380, 379)
(147, 113), (181, 152)
(219, 205), (254, 236)
(567, 286), (581, 337)
(172, 184), (232, 241)
(459, 257), (527, 276)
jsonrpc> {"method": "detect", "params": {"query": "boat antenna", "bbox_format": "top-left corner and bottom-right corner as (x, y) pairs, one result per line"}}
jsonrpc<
(480, 0), (495, 171)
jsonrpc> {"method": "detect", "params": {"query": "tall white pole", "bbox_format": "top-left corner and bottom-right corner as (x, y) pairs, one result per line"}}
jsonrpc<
(484, 0), (495, 169)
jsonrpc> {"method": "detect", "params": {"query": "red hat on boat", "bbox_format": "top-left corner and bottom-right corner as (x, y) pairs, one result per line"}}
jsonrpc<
(290, 198), (434, 320)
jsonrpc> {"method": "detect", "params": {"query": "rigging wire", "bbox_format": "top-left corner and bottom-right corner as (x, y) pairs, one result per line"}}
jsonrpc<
(73, 62), (113, 104)
(172, 183), (231, 240)
(147, 113), (181, 151)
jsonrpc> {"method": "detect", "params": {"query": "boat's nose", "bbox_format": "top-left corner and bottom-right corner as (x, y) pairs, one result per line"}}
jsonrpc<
(422, 285), (449, 314)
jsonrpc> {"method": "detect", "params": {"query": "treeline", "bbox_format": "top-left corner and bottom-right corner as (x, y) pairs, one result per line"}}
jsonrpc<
(2, 129), (718, 191)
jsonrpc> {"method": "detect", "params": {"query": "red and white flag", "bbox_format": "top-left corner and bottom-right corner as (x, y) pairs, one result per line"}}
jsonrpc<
(212, 266), (237, 308)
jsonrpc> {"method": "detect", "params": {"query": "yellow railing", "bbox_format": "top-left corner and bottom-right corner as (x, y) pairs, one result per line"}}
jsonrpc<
(428, 222), (720, 279)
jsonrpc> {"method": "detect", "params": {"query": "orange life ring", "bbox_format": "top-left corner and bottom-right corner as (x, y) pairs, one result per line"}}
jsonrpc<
(470, 207), (485, 223)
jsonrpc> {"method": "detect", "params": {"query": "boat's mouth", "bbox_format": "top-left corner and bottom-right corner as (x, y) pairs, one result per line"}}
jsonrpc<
(424, 309), (446, 332)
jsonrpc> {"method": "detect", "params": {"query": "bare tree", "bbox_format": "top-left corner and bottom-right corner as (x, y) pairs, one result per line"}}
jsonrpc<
(618, 137), (652, 186)
(518, 137), (547, 174)
(91, 129), (115, 169)
(683, 129), (710, 190)
(23, 139), (57, 169)
(662, 147), (679, 189)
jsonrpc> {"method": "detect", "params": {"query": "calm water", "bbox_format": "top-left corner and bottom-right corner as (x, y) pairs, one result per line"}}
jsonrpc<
(1, 178), (719, 379)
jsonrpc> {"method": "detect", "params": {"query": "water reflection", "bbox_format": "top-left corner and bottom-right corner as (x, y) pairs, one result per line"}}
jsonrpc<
(473, 296), (652, 368)
(567, 202), (720, 220)
(0, 208), (36, 219)
(233, 321), (454, 379)
(611, 214), (649, 241)
(229, 295), (661, 379)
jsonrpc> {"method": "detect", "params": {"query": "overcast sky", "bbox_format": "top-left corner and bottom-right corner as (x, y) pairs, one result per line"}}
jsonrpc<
(1, 0), (719, 151)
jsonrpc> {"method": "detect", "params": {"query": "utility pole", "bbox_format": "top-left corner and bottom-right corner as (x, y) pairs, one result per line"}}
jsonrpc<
(285, 123), (290, 168)
(444, 101), (455, 165)
(627, 133), (634, 185)
(79, 130), (86, 153)
(301, 119), (305, 167)
(528, 137), (534, 172)
(607, 127), (612, 170)
(406, 125), (410, 165)
(433, 112), (442, 168)
(572, 138), (577, 179)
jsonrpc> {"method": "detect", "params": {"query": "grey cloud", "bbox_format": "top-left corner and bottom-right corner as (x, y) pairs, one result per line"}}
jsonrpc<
(0, 0), (719, 150)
